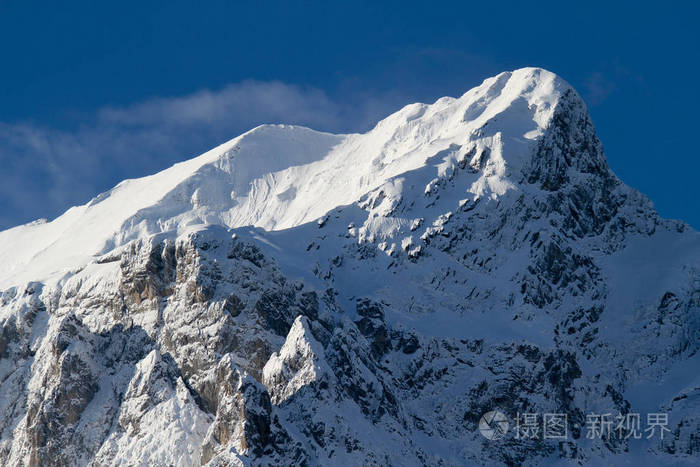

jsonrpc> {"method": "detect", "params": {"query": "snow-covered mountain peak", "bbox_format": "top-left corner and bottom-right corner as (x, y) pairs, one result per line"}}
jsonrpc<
(0, 68), (595, 289)
(1, 68), (699, 466)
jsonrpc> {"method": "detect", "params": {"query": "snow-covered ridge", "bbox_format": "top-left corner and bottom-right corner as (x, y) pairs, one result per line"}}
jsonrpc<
(1, 68), (572, 289)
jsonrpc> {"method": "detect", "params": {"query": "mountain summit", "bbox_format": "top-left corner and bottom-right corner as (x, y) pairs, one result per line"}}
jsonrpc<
(1, 68), (582, 288)
(0, 68), (698, 465)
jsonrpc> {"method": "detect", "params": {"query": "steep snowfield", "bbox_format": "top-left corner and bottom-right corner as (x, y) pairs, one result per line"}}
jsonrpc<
(0, 67), (698, 466)
(0, 67), (564, 290)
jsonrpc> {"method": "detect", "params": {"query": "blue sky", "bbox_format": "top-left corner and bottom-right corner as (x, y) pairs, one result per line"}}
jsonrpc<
(0, 0), (698, 229)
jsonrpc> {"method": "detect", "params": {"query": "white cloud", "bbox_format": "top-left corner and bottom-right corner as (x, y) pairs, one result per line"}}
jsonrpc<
(583, 72), (615, 106)
(582, 65), (649, 107)
(97, 81), (342, 128)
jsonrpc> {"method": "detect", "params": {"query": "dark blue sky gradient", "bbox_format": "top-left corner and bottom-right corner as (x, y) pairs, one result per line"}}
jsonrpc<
(0, 1), (698, 228)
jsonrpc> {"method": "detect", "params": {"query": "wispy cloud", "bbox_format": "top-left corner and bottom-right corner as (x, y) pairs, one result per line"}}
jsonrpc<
(0, 81), (409, 230)
(582, 64), (649, 107)
(583, 72), (616, 106)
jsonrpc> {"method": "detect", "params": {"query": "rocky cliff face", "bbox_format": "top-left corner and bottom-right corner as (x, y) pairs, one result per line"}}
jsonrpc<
(0, 68), (698, 466)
